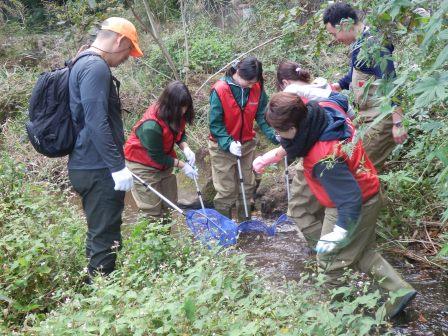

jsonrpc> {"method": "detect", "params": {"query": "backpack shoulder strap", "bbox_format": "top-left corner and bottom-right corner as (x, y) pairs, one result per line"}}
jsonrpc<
(67, 51), (106, 69)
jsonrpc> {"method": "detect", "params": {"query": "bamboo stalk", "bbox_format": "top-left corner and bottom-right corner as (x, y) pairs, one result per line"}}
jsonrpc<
(180, 0), (190, 83)
(125, 0), (180, 80)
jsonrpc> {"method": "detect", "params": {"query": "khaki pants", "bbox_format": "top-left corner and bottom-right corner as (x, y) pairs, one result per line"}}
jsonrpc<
(360, 115), (396, 172)
(317, 194), (413, 292)
(287, 160), (325, 246)
(208, 139), (256, 221)
(126, 160), (177, 218)
(351, 68), (397, 173)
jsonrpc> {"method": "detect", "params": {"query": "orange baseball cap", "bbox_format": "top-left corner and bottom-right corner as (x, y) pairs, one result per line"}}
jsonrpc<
(101, 17), (143, 58)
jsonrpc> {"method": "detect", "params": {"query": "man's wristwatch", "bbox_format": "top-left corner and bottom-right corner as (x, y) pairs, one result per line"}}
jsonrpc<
(393, 121), (403, 128)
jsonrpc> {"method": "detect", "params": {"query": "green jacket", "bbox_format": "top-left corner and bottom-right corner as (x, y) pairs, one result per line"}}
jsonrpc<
(136, 120), (186, 167)
(209, 76), (278, 151)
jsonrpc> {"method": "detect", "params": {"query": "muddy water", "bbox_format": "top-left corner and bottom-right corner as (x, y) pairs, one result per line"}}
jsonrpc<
(120, 188), (448, 335)
(236, 223), (309, 283)
(236, 220), (448, 336)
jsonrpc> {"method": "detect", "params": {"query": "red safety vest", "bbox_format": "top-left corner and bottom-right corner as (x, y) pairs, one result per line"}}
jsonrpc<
(303, 127), (379, 207)
(124, 104), (185, 170)
(209, 80), (261, 143)
(300, 98), (379, 207)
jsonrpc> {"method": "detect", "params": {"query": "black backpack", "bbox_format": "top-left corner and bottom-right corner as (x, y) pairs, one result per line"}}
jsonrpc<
(25, 53), (98, 158)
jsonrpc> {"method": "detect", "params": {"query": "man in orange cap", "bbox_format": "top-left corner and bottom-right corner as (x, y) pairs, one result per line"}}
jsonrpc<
(68, 17), (143, 282)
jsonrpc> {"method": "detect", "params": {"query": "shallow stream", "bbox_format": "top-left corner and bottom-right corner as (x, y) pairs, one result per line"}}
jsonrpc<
(120, 189), (448, 335)
(236, 222), (448, 335)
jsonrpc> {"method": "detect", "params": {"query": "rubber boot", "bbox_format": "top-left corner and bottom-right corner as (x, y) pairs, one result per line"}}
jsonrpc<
(365, 253), (414, 293)
(379, 288), (417, 319)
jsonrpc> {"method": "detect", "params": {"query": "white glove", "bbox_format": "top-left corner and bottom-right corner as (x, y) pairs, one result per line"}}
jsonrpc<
(315, 225), (348, 254)
(182, 163), (198, 180)
(229, 141), (242, 157)
(111, 167), (134, 191)
(182, 146), (196, 166)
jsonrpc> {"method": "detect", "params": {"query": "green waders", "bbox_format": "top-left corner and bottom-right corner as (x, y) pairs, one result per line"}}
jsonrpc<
(126, 160), (177, 218)
(347, 72), (416, 315)
(287, 69), (398, 246)
(317, 193), (415, 301)
(287, 159), (325, 247)
(208, 139), (256, 222)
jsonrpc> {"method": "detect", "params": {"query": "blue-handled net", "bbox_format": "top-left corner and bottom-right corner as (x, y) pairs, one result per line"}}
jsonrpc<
(185, 209), (293, 247)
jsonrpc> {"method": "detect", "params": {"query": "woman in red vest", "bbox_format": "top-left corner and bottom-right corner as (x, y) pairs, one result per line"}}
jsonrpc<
(253, 61), (349, 246)
(208, 56), (278, 221)
(124, 81), (197, 218)
(265, 92), (416, 318)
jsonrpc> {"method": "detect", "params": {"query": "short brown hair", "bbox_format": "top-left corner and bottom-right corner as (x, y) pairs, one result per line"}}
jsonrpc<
(266, 92), (307, 131)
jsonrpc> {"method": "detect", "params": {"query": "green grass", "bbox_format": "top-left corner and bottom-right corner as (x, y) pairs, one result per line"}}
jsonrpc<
(0, 152), (388, 335)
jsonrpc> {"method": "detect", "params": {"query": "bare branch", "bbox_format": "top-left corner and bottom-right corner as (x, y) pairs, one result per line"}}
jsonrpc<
(125, 0), (180, 80)
(180, 0), (190, 84)
(142, 0), (159, 39)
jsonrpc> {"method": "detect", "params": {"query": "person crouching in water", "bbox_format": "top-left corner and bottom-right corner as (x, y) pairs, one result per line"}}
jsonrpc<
(125, 81), (198, 219)
(209, 56), (278, 221)
(265, 92), (416, 318)
(254, 60), (355, 247)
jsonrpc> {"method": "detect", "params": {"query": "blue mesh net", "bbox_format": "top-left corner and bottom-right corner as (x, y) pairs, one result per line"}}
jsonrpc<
(185, 209), (293, 247)
(186, 209), (238, 247)
(238, 213), (293, 236)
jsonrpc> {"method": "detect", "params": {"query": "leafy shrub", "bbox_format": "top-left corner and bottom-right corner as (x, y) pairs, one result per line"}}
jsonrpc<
(357, 0), (448, 256)
(0, 154), (86, 328)
(32, 220), (387, 335)
(186, 18), (235, 73)
(142, 16), (235, 77)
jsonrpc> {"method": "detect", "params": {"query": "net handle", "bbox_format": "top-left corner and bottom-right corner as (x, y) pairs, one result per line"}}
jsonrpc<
(284, 156), (291, 201)
(237, 158), (249, 219)
(192, 171), (205, 211)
